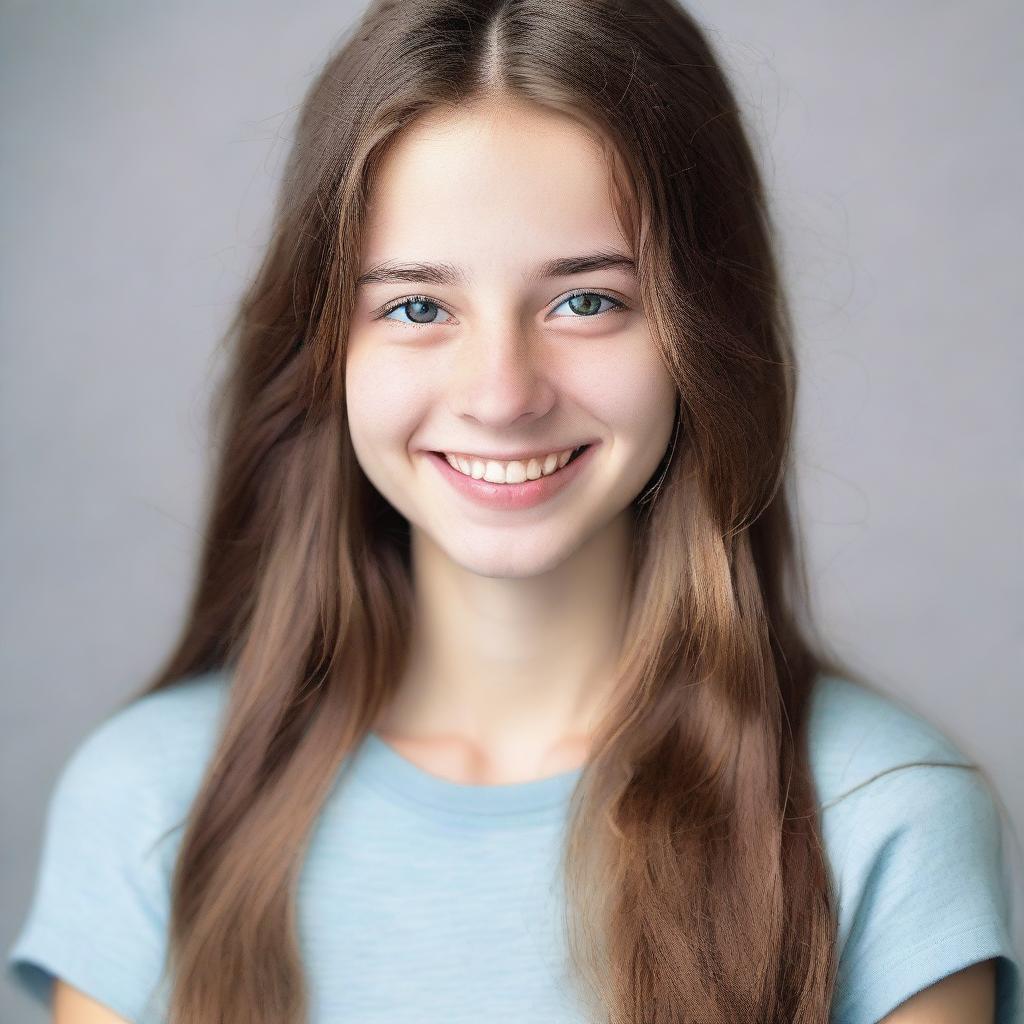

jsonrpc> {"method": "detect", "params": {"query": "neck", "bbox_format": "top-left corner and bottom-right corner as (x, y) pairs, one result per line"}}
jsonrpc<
(374, 510), (634, 777)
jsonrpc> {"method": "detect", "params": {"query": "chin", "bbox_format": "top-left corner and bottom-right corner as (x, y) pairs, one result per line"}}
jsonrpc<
(438, 528), (588, 580)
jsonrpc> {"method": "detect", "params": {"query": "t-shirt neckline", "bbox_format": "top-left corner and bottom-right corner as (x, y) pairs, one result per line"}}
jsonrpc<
(349, 730), (584, 820)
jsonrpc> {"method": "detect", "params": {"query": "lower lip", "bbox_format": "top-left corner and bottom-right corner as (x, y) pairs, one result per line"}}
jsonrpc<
(426, 443), (599, 511)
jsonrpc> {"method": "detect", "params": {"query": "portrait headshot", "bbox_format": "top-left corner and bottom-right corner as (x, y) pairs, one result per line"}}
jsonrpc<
(2, 1), (1021, 1022)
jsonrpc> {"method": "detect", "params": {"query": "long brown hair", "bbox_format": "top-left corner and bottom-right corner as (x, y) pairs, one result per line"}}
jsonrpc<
(128, 0), (886, 1019)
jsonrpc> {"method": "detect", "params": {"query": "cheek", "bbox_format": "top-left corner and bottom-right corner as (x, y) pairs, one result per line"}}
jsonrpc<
(344, 344), (429, 458)
(565, 331), (676, 441)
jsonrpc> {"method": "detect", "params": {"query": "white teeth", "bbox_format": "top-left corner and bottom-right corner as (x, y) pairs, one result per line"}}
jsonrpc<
(482, 460), (506, 483)
(443, 446), (583, 484)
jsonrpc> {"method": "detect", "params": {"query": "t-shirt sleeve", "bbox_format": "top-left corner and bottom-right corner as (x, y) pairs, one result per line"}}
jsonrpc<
(5, 709), (174, 1022)
(827, 761), (1022, 1024)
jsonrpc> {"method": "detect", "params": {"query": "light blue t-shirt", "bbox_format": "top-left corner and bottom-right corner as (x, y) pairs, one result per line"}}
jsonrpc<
(6, 669), (1022, 1023)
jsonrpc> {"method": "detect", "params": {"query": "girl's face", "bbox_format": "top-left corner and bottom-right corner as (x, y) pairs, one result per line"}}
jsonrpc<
(345, 99), (678, 578)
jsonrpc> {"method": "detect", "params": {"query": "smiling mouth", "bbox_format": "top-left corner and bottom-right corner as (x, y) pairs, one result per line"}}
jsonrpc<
(429, 444), (590, 479)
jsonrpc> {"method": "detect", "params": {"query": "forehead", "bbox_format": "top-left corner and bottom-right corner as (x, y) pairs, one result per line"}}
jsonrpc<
(358, 101), (631, 277)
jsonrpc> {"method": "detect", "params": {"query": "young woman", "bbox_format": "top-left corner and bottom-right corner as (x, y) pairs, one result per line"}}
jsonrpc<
(7, 1), (1021, 1022)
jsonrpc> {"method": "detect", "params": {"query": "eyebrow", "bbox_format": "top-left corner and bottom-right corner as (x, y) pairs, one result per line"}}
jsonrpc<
(355, 250), (636, 287)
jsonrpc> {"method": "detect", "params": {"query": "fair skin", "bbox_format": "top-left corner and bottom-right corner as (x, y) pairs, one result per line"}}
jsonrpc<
(50, 97), (996, 1023)
(345, 97), (678, 784)
(53, 958), (997, 1023)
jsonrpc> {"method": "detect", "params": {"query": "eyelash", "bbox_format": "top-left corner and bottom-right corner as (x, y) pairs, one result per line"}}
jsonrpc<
(376, 288), (629, 326)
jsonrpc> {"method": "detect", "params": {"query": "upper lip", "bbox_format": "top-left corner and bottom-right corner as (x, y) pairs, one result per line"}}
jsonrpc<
(430, 441), (596, 462)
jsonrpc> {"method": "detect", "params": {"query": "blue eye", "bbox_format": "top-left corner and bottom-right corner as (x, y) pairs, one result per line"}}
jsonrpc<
(377, 289), (628, 327)
(382, 297), (454, 326)
(551, 291), (625, 318)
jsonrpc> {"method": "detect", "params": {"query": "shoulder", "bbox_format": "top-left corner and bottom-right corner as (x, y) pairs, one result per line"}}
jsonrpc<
(6, 668), (233, 1020)
(805, 672), (976, 809)
(804, 674), (1021, 1023)
(52, 666), (232, 833)
(87, 665), (232, 755)
(804, 671), (1006, 904)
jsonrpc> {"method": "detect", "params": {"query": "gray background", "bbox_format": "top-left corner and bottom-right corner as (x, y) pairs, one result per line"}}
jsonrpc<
(2, 2), (1021, 1019)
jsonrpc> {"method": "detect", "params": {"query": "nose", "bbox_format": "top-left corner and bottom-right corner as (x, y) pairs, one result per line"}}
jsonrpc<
(450, 325), (557, 429)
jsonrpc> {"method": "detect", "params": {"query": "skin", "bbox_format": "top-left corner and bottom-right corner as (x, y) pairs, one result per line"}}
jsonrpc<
(344, 96), (678, 784)
(877, 958), (996, 1022)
